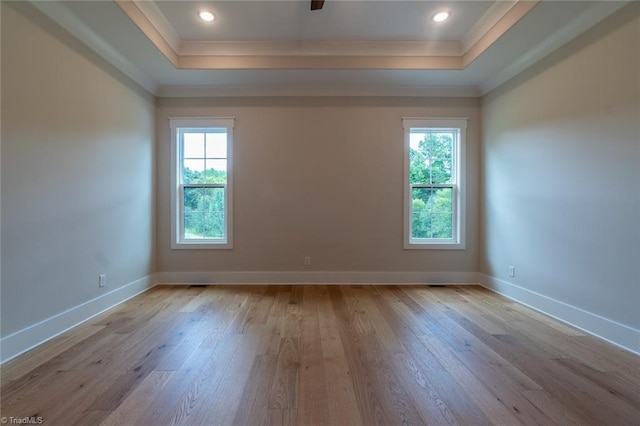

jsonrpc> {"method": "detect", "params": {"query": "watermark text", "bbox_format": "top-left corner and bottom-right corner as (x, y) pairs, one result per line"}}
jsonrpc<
(1, 417), (44, 425)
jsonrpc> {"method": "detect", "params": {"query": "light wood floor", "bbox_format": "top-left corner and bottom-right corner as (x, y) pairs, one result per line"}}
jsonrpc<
(1, 285), (639, 425)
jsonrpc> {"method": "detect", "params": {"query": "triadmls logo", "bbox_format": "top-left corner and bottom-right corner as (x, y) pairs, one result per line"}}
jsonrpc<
(1, 417), (44, 425)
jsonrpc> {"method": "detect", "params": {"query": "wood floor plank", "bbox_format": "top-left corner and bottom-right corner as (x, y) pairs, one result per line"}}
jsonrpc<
(389, 350), (458, 426)
(520, 390), (586, 426)
(317, 286), (363, 426)
(247, 284), (280, 326)
(268, 336), (299, 410)
(156, 290), (241, 371)
(358, 289), (404, 351)
(232, 353), (278, 426)
(2, 285), (638, 426)
(497, 298), (585, 337)
(0, 332), (122, 408)
(374, 286), (503, 425)
(178, 286), (219, 313)
(327, 286), (396, 425)
(297, 286), (331, 426)
(181, 334), (261, 426)
(270, 408), (298, 426)
(144, 336), (244, 426)
(261, 285), (290, 356)
(411, 289), (576, 425)
(428, 287), (510, 335)
(451, 288), (626, 374)
(0, 369), (87, 421)
(495, 333), (640, 425)
(228, 286), (269, 335)
(330, 286), (430, 425)
(0, 324), (106, 383)
(416, 288), (545, 392)
(99, 370), (175, 426)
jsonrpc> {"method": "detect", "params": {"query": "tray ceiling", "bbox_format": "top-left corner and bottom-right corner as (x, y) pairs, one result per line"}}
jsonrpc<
(28, 0), (630, 96)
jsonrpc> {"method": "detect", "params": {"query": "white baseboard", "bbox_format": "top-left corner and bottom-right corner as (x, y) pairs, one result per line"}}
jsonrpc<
(478, 273), (640, 356)
(156, 270), (480, 285)
(4, 271), (636, 364)
(0, 275), (156, 364)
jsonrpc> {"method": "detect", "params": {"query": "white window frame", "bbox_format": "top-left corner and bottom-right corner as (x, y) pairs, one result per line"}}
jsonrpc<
(403, 118), (467, 250)
(170, 117), (235, 249)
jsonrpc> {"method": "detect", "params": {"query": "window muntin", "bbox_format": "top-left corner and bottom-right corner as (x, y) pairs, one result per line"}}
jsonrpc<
(403, 118), (466, 249)
(170, 118), (234, 249)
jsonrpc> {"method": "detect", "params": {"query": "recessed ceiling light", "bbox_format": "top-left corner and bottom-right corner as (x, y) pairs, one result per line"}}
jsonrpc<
(432, 11), (450, 23)
(198, 10), (215, 22)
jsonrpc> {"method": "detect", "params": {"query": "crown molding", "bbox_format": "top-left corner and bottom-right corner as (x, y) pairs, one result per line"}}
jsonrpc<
(115, 0), (540, 71)
(180, 40), (463, 57)
(114, 0), (179, 66)
(156, 84), (480, 98)
(479, 0), (630, 94)
(177, 54), (462, 70)
(29, 0), (626, 98)
(462, 0), (539, 67)
(460, 0), (518, 53)
(130, 0), (181, 53)
(27, 0), (158, 94)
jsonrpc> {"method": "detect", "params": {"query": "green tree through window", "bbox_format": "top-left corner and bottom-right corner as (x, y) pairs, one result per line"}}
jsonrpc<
(409, 132), (454, 239)
(170, 117), (234, 249)
(403, 117), (466, 249)
(181, 129), (228, 240)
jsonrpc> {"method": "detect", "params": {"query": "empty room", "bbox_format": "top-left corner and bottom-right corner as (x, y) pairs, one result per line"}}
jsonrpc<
(1, 0), (639, 425)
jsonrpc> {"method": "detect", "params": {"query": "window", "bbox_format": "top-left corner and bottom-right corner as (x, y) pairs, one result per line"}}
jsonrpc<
(170, 118), (234, 249)
(403, 118), (467, 249)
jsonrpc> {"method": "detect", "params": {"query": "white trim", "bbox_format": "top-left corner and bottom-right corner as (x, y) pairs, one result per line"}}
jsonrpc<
(402, 118), (469, 129)
(479, 1), (629, 95)
(27, 0), (158, 95)
(478, 274), (640, 356)
(132, 0), (182, 54)
(402, 118), (468, 250)
(460, 1), (519, 54)
(0, 275), (156, 364)
(4, 271), (637, 364)
(28, 0), (626, 98)
(181, 40), (463, 57)
(169, 118), (235, 250)
(169, 118), (235, 130)
(157, 84), (481, 98)
(112, 0), (529, 61)
(155, 271), (480, 286)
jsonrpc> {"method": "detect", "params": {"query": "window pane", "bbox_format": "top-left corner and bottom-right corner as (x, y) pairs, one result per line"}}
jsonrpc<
(206, 132), (227, 158)
(183, 187), (225, 240)
(183, 132), (205, 158)
(431, 213), (453, 239)
(204, 159), (227, 183)
(202, 212), (225, 238)
(411, 187), (453, 239)
(409, 131), (454, 185)
(184, 211), (205, 239)
(183, 159), (206, 184)
(411, 190), (432, 239)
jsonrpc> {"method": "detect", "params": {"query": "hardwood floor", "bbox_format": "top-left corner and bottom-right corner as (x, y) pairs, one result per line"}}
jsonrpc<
(1, 285), (639, 425)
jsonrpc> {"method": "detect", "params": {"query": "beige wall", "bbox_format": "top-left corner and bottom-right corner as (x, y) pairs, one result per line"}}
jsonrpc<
(157, 97), (481, 273)
(1, 2), (155, 337)
(481, 5), (640, 329)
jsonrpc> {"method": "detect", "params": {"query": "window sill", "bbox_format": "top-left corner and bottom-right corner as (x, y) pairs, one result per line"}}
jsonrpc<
(404, 241), (465, 250)
(171, 241), (233, 250)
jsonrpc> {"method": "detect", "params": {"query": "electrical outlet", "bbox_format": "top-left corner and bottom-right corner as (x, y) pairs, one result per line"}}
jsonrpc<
(508, 266), (515, 278)
(304, 256), (311, 266)
(99, 274), (107, 288)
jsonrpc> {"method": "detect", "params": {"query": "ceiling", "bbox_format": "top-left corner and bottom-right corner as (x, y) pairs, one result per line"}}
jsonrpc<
(30, 0), (629, 97)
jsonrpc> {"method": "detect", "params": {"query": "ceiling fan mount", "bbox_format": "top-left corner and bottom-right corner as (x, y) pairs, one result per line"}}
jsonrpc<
(311, 0), (325, 11)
